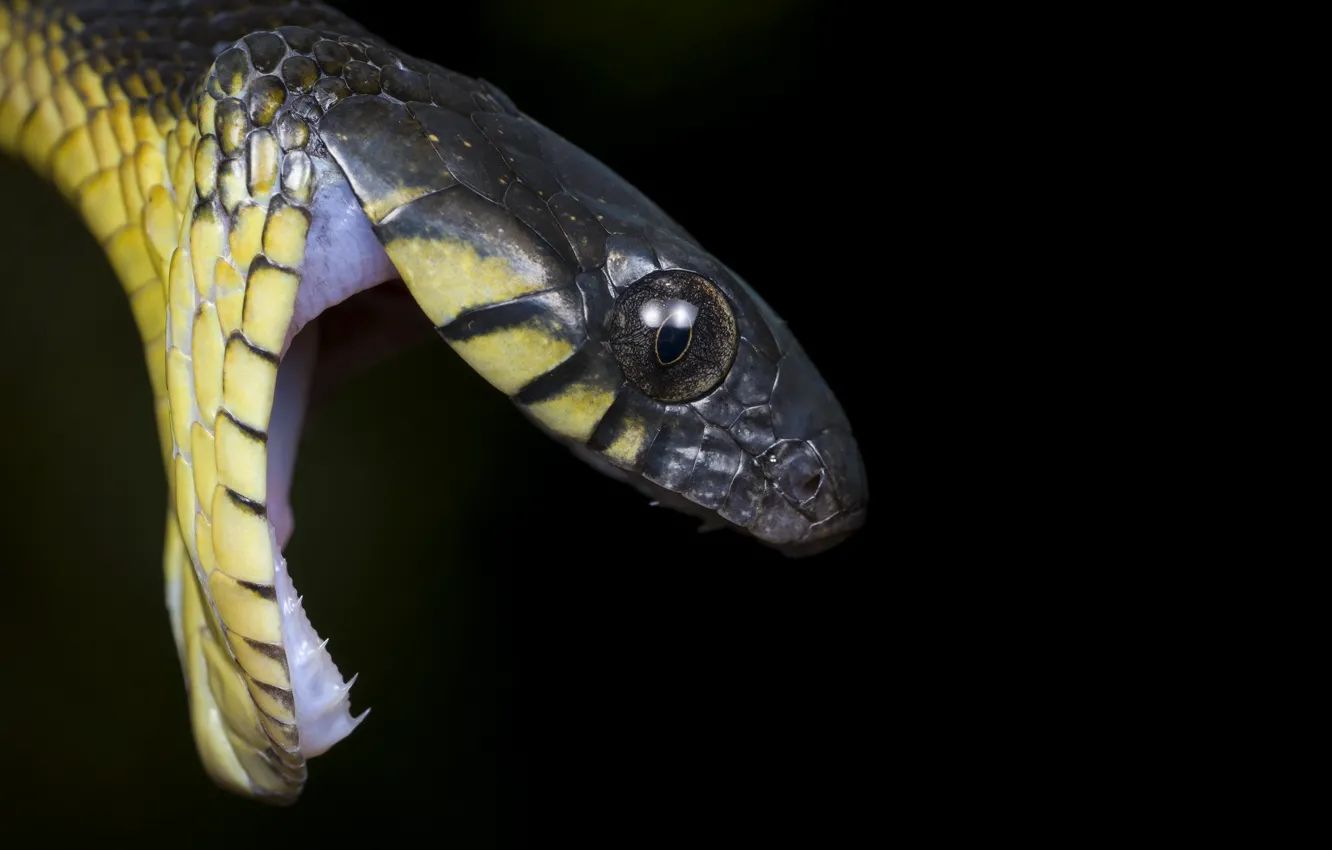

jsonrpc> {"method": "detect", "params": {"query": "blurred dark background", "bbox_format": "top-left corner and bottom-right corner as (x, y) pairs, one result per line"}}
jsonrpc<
(0, 0), (881, 843)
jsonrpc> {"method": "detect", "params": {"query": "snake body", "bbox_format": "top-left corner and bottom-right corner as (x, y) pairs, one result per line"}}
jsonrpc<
(0, 0), (867, 804)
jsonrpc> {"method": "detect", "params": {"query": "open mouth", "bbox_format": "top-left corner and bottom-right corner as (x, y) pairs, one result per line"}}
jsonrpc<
(253, 176), (435, 758)
(267, 282), (435, 755)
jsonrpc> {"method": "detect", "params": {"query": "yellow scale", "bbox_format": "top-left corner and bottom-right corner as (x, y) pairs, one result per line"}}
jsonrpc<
(1, 0), (313, 799)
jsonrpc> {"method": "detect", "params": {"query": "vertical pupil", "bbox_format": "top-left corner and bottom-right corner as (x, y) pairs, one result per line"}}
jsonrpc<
(655, 323), (692, 365)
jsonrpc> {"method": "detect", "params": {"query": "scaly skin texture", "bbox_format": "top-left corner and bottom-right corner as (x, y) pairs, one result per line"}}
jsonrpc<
(1, 0), (867, 805)
(0, 0), (372, 802)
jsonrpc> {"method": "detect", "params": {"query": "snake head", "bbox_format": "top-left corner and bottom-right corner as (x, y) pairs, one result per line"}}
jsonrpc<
(557, 233), (867, 556)
(307, 72), (867, 560)
(337, 101), (870, 557)
(350, 107), (873, 557)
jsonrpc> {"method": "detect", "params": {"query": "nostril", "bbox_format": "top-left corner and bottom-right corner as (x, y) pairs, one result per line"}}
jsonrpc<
(760, 440), (830, 505)
(792, 470), (822, 502)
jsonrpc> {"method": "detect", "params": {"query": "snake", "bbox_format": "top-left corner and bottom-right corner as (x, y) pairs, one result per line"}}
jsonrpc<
(0, 0), (868, 804)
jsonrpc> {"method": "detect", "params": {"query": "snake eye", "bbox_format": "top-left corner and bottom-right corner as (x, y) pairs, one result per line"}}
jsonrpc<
(608, 269), (738, 403)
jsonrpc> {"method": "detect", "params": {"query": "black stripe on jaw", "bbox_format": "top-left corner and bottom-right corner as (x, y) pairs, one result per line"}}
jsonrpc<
(227, 330), (281, 365)
(225, 486), (267, 517)
(250, 678), (297, 714)
(220, 409), (268, 442)
(438, 286), (586, 344)
(260, 713), (301, 754)
(588, 386), (668, 472)
(515, 341), (624, 408)
(237, 578), (278, 601)
(239, 634), (290, 669)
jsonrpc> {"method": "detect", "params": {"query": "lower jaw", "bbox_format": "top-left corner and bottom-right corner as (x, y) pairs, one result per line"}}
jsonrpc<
(245, 173), (433, 762)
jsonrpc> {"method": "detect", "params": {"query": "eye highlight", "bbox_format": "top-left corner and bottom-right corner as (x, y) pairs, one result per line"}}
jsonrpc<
(608, 270), (737, 403)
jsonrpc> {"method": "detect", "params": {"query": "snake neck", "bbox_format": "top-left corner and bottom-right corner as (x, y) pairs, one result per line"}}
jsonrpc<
(0, 0), (400, 802)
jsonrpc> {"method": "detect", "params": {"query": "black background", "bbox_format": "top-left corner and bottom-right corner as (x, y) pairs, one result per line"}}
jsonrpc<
(0, 0), (884, 842)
